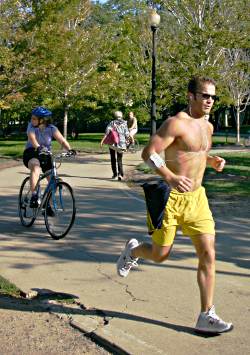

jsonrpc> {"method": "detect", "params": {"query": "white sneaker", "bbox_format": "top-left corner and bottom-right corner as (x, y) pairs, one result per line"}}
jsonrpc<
(195, 305), (233, 334)
(117, 239), (139, 277)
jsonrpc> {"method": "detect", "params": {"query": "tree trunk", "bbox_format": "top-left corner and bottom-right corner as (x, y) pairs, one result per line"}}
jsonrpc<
(63, 107), (68, 139)
(236, 104), (240, 144)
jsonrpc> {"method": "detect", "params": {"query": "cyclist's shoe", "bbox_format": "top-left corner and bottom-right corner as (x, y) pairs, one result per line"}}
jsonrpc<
(111, 174), (117, 179)
(117, 239), (139, 277)
(30, 194), (39, 208)
(195, 305), (233, 334)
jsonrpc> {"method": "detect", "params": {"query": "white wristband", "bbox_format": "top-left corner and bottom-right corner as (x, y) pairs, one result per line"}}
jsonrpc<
(146, 152), (166, 169)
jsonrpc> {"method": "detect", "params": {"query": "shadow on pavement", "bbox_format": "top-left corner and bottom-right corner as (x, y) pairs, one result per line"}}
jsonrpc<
(0, 293), (219, 339)
(1, 178), (249, 273)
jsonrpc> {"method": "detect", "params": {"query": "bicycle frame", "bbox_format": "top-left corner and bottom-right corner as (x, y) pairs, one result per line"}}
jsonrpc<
(31, 154), (64, 218)
(19, 150), (76, 238)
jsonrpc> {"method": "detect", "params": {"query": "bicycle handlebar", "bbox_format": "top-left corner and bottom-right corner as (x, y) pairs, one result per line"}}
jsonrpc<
(39, 150), (77, 160)
(53, 150), (77, 160)
(37, 150), (77, 179)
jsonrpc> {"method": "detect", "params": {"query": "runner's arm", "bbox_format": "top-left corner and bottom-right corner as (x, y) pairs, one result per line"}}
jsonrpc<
(207, 155), (226, 172)
(142, 118), (192, 192)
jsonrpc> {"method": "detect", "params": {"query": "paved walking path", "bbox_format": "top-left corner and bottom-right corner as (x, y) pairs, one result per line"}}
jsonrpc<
(0, 150), (249, 354)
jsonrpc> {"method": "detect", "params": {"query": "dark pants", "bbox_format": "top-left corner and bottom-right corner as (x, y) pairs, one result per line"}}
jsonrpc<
(109, 148), (123, 177)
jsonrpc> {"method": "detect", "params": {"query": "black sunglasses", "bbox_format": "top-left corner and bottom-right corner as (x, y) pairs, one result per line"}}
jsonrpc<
(196, 92), (218, 101)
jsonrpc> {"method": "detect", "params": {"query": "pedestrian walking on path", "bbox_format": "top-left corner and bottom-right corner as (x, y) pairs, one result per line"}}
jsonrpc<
(117, 76), (233, 334)
(100, 111), (130, 181)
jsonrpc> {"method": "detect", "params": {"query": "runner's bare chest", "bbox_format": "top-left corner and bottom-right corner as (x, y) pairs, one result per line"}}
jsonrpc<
(177, 119), (212, 153)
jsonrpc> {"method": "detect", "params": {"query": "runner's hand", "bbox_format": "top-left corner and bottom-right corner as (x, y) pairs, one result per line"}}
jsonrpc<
(211, 156), (225, 172)
(168, 175), (193, 192)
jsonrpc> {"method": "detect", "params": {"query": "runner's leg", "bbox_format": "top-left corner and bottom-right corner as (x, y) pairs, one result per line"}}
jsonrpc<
(191, 233), (215, 312)
(131, 241), (172, 263)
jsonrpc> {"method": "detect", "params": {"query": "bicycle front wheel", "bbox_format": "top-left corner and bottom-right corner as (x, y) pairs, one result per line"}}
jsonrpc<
(18, 176), (36, 227)
(44, 181), (76, 240)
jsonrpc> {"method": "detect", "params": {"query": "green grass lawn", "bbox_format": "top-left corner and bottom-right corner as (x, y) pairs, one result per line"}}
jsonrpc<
(212, 135), (246, 145)
(0, 133), (151, 157)
(0, 275), (22, 297)
(0, 140), (27, 158)
(1, 132), (248, 158)
(203, 152), (250, 196)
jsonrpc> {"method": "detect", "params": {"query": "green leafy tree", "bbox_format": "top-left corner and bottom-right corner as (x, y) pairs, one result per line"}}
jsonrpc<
(90, 0), (159, 125)
(1, 0), (249, 136)
(20, 0), (110, 137)
(222, 49), (250, 143)
(155, 0), (249, 123)
(0, 0), (30, 109)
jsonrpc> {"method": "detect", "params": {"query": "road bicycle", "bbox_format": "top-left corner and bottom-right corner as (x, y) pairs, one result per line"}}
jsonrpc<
(18, 151), (76, 240)
(126, 137), (140, 153)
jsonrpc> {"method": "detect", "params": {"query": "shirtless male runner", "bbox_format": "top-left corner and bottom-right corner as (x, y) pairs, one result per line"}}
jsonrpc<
(117, 76), (233, 334)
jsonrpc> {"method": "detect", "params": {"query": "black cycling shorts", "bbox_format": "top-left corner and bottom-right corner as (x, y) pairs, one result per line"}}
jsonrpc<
(23, 147), (52, 173)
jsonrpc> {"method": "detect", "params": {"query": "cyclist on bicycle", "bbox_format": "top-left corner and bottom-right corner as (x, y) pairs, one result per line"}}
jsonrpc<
(23, 106), (74, 208)
(127, 111), (138, 144)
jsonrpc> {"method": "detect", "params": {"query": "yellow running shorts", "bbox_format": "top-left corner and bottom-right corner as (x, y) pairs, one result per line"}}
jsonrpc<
(150, 186), (215, 246)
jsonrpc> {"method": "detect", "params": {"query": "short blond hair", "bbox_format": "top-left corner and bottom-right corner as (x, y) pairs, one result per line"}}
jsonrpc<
(114, 111), (123, 119)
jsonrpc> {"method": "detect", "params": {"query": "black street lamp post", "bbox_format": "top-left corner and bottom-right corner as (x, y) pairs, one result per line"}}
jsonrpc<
(149, 10), (160, 135)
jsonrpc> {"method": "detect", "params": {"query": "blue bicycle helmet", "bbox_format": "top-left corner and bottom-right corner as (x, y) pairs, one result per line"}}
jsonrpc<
(31, 106), (52, 118)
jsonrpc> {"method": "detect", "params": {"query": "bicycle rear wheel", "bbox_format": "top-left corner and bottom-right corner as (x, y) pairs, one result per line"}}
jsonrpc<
(18, 176), (36, 227)
(44, 181), (76, 240)
(129, 139), (140, 153)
